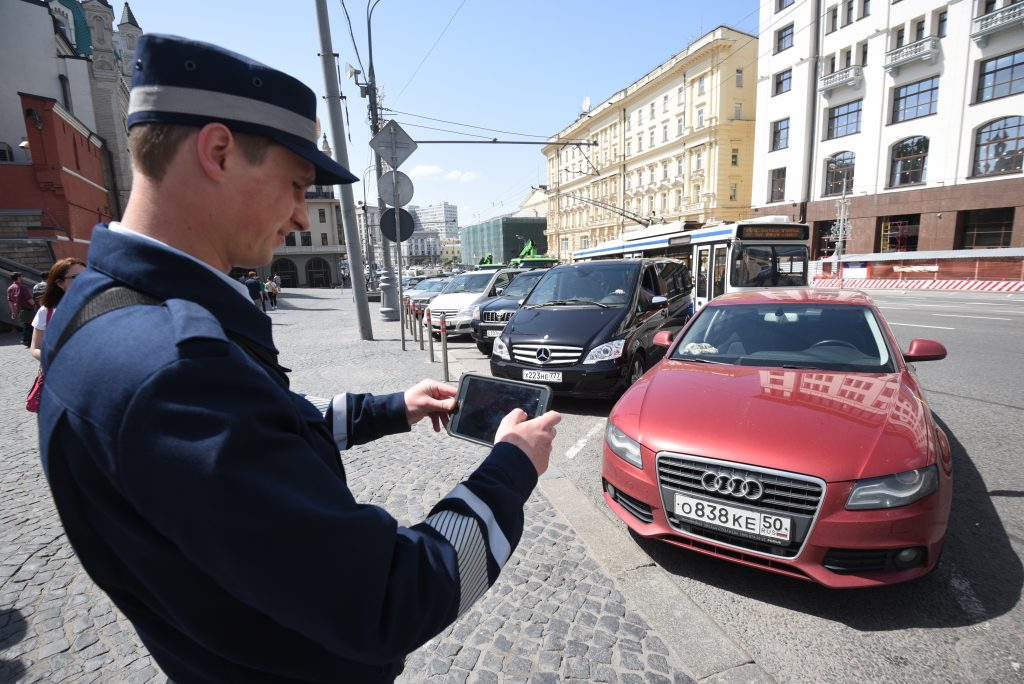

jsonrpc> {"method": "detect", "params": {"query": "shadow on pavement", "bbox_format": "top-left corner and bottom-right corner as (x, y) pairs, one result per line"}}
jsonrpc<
(549, 396), (615, 418)
(0, 606), (28, 682)
(629, 411), (1021, 630)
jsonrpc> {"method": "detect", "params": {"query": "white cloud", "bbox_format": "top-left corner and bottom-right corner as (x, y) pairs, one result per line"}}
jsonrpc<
(408, 164), (443, 180)
(444, 170), (479, 183)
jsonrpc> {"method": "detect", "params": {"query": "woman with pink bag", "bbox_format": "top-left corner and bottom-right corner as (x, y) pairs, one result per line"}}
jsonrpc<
(26, 257), (85, 411)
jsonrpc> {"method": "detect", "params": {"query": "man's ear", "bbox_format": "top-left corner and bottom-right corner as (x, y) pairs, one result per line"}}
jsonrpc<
(194, 123), (234, 180)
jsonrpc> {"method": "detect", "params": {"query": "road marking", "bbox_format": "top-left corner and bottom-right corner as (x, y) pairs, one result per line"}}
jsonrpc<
(887, 322), (955, 330)
(566, 420), (605, 460)
(931, 314), (1012, 321)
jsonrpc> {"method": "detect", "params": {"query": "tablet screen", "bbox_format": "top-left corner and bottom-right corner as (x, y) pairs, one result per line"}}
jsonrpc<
(452, 375), (547, 445)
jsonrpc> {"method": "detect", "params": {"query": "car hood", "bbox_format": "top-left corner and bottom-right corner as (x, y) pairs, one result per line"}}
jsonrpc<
(505, 307), (624, 345)
(429, 292), (483, 310)
(615, 362), (935, 482)
(482, 295), (525, 312)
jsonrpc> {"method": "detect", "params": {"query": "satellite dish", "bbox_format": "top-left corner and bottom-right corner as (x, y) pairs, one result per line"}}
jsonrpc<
(345, 63), (361, 80)
(581, 96), (591, 113)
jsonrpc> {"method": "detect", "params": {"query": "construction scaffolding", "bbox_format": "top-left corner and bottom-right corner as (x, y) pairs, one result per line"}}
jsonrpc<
(880, 221), (909, 253)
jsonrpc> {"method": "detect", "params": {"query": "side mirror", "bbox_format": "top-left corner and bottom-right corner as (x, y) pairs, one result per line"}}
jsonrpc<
(647, 295), (668, 311)
(653, 330), (674, 347)
(903, 339), (947, 362)
(495, 287), (504, 295)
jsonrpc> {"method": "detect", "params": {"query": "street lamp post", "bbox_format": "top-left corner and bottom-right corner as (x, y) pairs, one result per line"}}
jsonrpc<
(829, 163), (850, 288)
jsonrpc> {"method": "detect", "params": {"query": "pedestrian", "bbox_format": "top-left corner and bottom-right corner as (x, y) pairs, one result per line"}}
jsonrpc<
(37, 33), (560, 683)
(6, 272), (36, 346)
(272, 271), (281, 288)
(28, 258), (86, 362)
(265, 275), (279, 309)
(32, 270), (49, 308)
(244, 270), (262, 308)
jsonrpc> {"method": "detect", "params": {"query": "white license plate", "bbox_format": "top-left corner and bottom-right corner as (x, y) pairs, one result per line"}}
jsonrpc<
(674, 494), (791, 543)
(486, 329), (502, 337)
(523, 370), (562, 383)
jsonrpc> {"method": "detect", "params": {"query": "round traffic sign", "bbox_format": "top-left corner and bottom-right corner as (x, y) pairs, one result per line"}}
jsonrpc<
(379, 170), (414, 207)
(380, 208), (415, 242)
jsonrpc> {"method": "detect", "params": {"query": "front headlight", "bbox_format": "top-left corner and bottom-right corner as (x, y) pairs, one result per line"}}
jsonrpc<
(458, 305), (475, 319)
(606, 420), (642, 469)
(845, 465), (938, 510)
(583, 339), (626, 364)
(471, 305), (481, 320)
(493, 337), (510, 359)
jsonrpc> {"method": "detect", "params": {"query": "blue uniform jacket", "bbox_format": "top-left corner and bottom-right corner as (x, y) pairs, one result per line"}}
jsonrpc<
(37, 225), (538, 683)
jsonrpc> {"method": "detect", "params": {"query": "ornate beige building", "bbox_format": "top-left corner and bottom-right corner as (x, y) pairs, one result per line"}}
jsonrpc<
(542, 26), (758, 261)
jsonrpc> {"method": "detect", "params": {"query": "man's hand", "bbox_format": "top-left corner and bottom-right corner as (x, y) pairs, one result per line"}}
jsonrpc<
(404, 379), (457, 432)
(494, 409), (561, 476)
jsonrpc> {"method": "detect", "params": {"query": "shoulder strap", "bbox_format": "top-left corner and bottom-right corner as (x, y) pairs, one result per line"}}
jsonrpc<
(51, 286), (290, 387)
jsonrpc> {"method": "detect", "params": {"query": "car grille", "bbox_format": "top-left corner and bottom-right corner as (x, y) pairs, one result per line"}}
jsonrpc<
(656, 453), (825, 559)
(483, 310), (515, 323)
(429, 308), (458, 324)
(511, 342), (583, 366)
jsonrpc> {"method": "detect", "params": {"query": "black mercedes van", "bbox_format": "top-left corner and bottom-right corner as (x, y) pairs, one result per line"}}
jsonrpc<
(489, 259), (692, 398)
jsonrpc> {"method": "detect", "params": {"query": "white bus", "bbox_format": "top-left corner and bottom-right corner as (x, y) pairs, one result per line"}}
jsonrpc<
(572, 216), (811, 309)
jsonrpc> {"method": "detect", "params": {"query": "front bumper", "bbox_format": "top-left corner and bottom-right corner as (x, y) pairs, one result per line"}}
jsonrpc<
(601, 444), (951, 588)
(470, 320), (507, 343)
(490, 357), (628, 398)
(428, 313), (472, 335)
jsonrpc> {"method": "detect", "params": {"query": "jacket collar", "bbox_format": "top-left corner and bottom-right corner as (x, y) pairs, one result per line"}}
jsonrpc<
(86, 223), (278, 354)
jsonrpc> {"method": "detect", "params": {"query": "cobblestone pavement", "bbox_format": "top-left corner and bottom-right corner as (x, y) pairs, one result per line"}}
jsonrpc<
(1, 288), (698, 683)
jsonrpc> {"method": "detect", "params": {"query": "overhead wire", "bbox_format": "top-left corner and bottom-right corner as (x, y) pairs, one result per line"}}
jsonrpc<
(391, 0), (470, 106)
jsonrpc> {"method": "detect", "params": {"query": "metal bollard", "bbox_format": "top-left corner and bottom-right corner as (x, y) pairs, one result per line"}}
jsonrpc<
(427, 308), (435, 363)
(418, 305), (425, 349)
(440, 313), (449, 382)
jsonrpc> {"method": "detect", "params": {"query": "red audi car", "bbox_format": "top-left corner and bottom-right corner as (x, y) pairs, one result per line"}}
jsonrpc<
(602, 289), (952, 588)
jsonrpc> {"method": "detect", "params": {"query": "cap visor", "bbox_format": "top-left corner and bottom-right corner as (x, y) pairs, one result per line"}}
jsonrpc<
(278, 139), (359, 186)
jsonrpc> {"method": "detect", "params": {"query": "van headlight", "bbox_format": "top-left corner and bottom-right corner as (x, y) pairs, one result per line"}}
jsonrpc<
(493, 337), (510, 359)
(845, 465), (938, 510)
(606, 420), (642, 469)
(583, 339), (625, 364)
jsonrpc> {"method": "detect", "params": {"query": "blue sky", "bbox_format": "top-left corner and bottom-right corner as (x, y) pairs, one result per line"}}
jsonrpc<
(123, 0), (761, 225)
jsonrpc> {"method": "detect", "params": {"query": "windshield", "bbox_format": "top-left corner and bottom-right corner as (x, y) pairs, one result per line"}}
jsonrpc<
(526, 263), (636, 307)
(732, 244), (809, 288)
(418, 279), (448, 292)
(503, 271), (545, 298)
(442, 272), (493, 294)
(672, 303), (895, 372)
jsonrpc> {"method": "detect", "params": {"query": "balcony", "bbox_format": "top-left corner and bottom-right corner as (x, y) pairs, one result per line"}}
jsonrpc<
(818, 65), (863, 97)
(972, 3), (1024, 47)
(884, 37), (940, 76)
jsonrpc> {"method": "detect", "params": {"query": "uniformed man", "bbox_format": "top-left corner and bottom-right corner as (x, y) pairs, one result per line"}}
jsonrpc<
(38, 34), (560, 683)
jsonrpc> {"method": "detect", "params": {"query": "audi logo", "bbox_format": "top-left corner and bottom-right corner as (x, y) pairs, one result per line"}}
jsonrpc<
(535, 347), (551, 363)
(700, 471), (765, 500)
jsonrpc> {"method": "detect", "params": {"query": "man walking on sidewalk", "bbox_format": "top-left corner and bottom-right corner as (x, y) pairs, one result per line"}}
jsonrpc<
(37, 34), (560, 683)
(7, 272), (36, 346)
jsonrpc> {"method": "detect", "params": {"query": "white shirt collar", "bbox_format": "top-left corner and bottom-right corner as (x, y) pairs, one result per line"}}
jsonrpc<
(107, 221), (250, 301)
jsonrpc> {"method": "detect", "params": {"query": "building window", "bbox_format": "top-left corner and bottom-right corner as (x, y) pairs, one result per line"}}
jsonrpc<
(771, 118), (790, 150)
(889, 136), (929, 187)
(914, 19), (925, 42)
(977, 49), (1024, 102)
(973, 116), (1024, 177)
(736, 68), (744, 87)
(828, 6), (838, 33)
(626, 141), (632, 156)
(692, 185), (701, 201)
(661, 193), (668, 212)
(769, 168), (786, 202)
(774, 69), (792, 95)
(861, 43), (868, 66)
(729, 183), (738, 201)
(561, 238), (569, 253)
(637, 109), (643, 126)
(777, 0), (794, 9)
(637, 136), (643, 152)
(649, 130), (655, 147)
(845, 0), (854, 24)
(776, 24), (794, 53)
(300, 231), (313, 246)
(677, 157), (684, 175)
(637, 170), (643, 186)
(895, 28), (905, 49)
(731, 148), (739, 166)
(318, 208), (327, 223)
(581, 235), (590, 250)
(648, 167), (655, 184)
(824, 151), (855, 195)
(892, 76), (939, 122)
(285, 233), (296, 246)
(677, 86), (685, 105)
(827, 99), (862, 138)
(937, 10), (946, 37)
(698, 75), (706, 95)
(862, 0), (870, 17)
(677, 117), (684, 136)
(321, 233), (329, 246)
(662, 161), (669, 179)
(663, 94), (669, 112)
(734, 103), (743, 119)
(58, 74), (73, 113)
(697, 109), (704, 127)
(959, 208), (1013, 249)
(675, 189), (683, 207)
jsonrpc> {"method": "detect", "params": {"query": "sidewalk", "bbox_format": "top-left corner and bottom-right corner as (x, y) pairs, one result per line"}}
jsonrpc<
(0, 288), (770, 683)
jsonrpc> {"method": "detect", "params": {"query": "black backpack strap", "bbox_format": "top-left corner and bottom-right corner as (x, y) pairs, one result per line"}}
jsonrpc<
(51, 286), (290, 387)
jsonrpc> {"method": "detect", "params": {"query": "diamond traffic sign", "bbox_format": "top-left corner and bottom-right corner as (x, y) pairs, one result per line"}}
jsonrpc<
(369, 120), (417, 170)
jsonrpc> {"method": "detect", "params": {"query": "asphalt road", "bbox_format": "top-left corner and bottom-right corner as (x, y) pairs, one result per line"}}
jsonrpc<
(444, 288), (1024, 683)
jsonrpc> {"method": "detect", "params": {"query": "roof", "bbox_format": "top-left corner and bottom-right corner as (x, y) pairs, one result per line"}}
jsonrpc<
(120, 2), (140, 28)
(55, 0), (91, 56)
(710, 288), (877, 307)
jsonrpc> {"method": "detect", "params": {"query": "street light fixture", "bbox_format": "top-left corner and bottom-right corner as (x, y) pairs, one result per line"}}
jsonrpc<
(828, 162), (850, 288)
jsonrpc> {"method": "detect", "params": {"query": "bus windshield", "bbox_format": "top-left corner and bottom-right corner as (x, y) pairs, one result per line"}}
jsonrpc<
(732, 244), (809, 288)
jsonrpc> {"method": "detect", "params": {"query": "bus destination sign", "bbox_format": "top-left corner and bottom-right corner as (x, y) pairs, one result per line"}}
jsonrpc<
(738, 224), (809, 240)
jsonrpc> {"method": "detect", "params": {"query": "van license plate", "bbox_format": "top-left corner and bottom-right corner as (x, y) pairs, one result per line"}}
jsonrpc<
(523, 370), (562, 383)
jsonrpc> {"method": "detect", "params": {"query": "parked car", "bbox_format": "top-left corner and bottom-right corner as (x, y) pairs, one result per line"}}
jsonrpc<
(402, 276), (449, 307)
(490, 258), (692, 398)
(426, 268), (525, 337)
(469, 269), (548, 355)
(602, 288), (951, 588)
